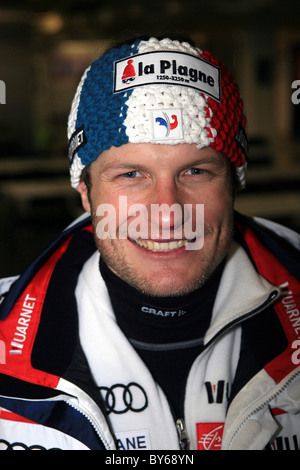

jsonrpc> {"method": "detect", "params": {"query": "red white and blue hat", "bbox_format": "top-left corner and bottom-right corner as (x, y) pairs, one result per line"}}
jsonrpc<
(68, 37), (248, 189)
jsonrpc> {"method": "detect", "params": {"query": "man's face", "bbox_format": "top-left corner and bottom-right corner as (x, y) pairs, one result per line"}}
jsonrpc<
(79, 143), (234, 296)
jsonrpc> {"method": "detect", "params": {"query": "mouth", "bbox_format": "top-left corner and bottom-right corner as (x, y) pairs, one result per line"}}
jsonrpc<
(133, 238), (190, 252)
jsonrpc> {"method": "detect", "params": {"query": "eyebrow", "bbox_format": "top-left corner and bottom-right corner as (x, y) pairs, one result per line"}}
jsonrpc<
(101, 156), (225, 173)
(100, 162), (149, 173)
(178, 157), (226, 169)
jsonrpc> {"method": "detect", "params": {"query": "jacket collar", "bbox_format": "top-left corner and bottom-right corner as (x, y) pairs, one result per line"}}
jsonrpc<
(204, 241), (281, 346)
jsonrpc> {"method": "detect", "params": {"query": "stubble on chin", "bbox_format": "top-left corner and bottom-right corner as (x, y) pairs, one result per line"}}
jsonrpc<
(90, 209), (234, 297)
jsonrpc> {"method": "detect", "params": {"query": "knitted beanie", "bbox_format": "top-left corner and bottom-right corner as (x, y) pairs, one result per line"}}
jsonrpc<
(68, 37), (248, 189)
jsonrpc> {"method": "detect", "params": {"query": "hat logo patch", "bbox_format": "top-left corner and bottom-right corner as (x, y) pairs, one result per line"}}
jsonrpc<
(114, 51), (220, 101)
(151, 109), (183, 140)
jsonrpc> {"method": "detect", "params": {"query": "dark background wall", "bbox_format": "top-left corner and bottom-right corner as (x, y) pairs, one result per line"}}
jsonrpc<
(0, 0), (299, 277)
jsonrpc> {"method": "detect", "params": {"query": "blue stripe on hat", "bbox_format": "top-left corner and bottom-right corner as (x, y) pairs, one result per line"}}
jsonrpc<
(76, 41), (140, 166)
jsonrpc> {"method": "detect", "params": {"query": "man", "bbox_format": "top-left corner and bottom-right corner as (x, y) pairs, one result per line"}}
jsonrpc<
(0, 35), (299, 451)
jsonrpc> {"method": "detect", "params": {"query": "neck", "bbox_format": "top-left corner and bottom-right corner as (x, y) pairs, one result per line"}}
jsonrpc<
(99, 258), (225, 344)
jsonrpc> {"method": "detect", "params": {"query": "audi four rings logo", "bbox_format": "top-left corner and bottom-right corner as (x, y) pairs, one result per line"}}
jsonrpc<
(98, 382), (148, 414)
(0, 439), (61, 450)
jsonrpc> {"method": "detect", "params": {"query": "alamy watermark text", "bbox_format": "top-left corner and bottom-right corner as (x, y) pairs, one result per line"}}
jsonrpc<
(0, 80), (6, 104)
(94, 197), (204, 250)
(291, 80), (300, 105)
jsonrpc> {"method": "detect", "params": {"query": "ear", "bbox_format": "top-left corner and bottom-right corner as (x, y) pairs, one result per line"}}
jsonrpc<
(77, 180), (91, 213)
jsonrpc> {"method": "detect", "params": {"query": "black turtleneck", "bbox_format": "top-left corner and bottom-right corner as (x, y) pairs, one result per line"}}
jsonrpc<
(99, 258), (225, 419)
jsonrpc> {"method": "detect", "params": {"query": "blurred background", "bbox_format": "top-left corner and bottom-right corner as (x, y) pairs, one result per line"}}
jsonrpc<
(0, 0), (299, 277)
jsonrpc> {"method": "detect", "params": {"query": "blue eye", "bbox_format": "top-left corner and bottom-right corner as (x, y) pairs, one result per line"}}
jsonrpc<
(187, 168), (205, 175)
(123, 170), (140, 178)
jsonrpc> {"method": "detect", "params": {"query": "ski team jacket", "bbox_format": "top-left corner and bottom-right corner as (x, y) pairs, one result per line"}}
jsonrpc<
(0, 212), (299, 450)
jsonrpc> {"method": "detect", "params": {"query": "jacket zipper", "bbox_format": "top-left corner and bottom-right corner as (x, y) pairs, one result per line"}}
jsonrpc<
(223, 368), (300, 449)
(176, 418), (190, 450)
(0, 392), (113, 450)
(175, 288), (280, 450)
(63, 397), (113, 449)
(204, 289), (280, 349)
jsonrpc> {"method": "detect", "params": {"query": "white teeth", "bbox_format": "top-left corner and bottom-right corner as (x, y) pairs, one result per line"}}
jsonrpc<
(134, 239), (189, 252)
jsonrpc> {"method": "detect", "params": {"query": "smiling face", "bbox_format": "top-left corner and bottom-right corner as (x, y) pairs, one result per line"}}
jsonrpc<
(78, 143), (235, 297)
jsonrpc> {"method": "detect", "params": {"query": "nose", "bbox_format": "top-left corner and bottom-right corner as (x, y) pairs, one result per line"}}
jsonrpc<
(148, 179), (187, 239)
